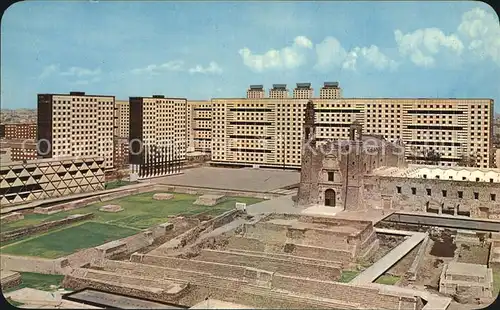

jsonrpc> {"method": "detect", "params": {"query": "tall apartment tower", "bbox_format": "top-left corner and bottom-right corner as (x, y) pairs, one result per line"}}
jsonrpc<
(37, 92), (115, 170)
(269, 84), (289, 99)
(114, 100), (129, 139)
(246, 85), (266, 99)
(293, 83), (314, 99)
(129, 95), (187, 179)
(320, 82), (342, 99)
(187, 100), (212, 152)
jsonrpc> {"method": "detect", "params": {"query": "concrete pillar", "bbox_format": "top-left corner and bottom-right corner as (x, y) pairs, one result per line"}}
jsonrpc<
(438, 203), (442, 215)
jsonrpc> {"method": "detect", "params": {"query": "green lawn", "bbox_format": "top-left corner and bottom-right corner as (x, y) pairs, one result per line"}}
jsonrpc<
(375, 274), (400, 285)
(104, 180), (137, 190)
(493, 268), (500, 298)
(1, 222), (138, 258)
(2, 272), (65, 294)
(2, 192), (263, 231)
(0, 192), (263, 257)
(339, 270), (360, 283)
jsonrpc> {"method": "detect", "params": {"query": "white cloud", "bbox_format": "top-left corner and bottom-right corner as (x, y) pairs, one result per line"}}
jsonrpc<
(394, 28), (464, 68)
(315, 37), (397, 72)
(238, 35), (313, 72)
(294, 36), (313, 49)
(38, 65), (102, 84)
(39, 64), (60, 79)
(131, 60), (185, 75)
(457, 7), (500, 65)
(71, 76), (102, 86)
(60, 67), (101, 77)
(343, 45), (398, 71)
(315, 37), (347, 70)
(189, 62), (223, 74)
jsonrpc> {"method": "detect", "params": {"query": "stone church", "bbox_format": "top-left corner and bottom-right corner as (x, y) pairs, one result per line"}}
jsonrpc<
(295, 100), (407, 210)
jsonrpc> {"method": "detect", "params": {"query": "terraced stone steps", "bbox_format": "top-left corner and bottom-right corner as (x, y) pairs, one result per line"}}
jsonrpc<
(77, 268), (187, 294)
(212, 248), (342, 268)
(195, 249), (341, 281)
(83, 260), (364, 309)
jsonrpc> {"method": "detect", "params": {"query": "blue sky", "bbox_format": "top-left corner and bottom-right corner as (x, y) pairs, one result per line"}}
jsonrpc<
(1, 0), (499, 111)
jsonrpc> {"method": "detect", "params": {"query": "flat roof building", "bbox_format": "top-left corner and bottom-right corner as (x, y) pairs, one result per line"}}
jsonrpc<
(320, 82), (342, 99)
(246, 85), (265, 99)
(129, 95), (187, 179)
(293, 83), (313, 99)
(269, 84), (289, 99)
(37, 92), (115, 170)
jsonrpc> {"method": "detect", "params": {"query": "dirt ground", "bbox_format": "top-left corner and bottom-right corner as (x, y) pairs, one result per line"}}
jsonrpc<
(359, 233), (405, 267)
(411, 228), (458, 292)
(455, 243), (490, 265)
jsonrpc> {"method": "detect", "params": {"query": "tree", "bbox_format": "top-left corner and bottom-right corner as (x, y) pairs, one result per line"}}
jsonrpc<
(115, 169), (125, 185)
(422, 149), (441, 165)
(458, 154), (478, 168)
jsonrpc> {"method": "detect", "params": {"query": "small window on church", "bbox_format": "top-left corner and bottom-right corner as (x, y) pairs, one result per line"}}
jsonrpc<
(328, 172), (334, 182)
(396, 186), (401, 194)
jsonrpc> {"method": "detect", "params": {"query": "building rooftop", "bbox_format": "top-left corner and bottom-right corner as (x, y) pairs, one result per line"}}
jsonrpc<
(371, 164), (500, 182)
(296, 83), (311, 89)
(272, 84), (287, 90)
(249, 85), (264, 90)
(323, 82), (339, 88)
(445, 262), (489, 277)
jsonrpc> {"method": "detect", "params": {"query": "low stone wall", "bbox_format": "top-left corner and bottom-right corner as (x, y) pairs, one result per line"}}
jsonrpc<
(33, 185), (156, 215)
(227, 236), (266, 252)
(197, 249), (341, 281)
(92, 222), (174, 265)
(488, 240), (500, 269)
(0, 255), (71, 275)
(271, 274), (420, 310)
(407, 234), (430, 281)
(0, 271), (22, 290)
(132, 254), (246, 279)
(0, 212), (24, 224)
(0, 213), (94, 242)
(285, 243), (354, 263)
(154, 184), (280, 200)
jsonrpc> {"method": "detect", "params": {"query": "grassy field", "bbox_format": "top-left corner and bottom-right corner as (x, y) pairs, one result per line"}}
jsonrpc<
(2, 192), (263, 231)
(493, 268), (500, 298)
(0, 192), (263, 258)
(374, 274), (400, 285)
(1, 222), (139, 258)
(339, 270), (360, 283)
(104, 180), (137, 190)
(2, 272), (65, 294)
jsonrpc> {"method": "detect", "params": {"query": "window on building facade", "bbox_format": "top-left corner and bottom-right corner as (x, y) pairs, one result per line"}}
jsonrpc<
(411, 188), (416, 195)
(474, 192), (479, 200)
(426, 189), (431, 196)
(397, 186), (402, 194)
(442, 190), (447, 197)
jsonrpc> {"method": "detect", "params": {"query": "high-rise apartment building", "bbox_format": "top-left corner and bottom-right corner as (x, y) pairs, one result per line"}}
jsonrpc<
(246, 85), (266, 99)
(320, 82), (342, 99)
(129, 95), (187, 178)
(3, 123), (37, 140)
(210, 85), (494, 169)
(293, 83), (313, 99)
(115, 100), (129, 139)
(269, 84), (289, 99)
(187, 100), (212, 152)
(37, 92), (115, 170)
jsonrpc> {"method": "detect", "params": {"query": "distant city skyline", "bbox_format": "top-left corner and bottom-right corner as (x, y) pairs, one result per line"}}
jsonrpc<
(1, 1), (499, 110)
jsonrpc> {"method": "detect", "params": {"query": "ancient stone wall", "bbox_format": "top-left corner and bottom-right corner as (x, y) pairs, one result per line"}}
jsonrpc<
(271, 274), (419, 310)
(369, 176), (500, 218)
(197, 249), (341, 281)
(0, 255), (71, 275)
(153, 185), (280, 200)
(0, 213), (94, 242)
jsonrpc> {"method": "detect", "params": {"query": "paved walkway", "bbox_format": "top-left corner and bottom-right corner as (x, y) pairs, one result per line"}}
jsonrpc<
(350, 231), (427, 285)
(246, 195), (302, 216)
(366, 283), (451, 310)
